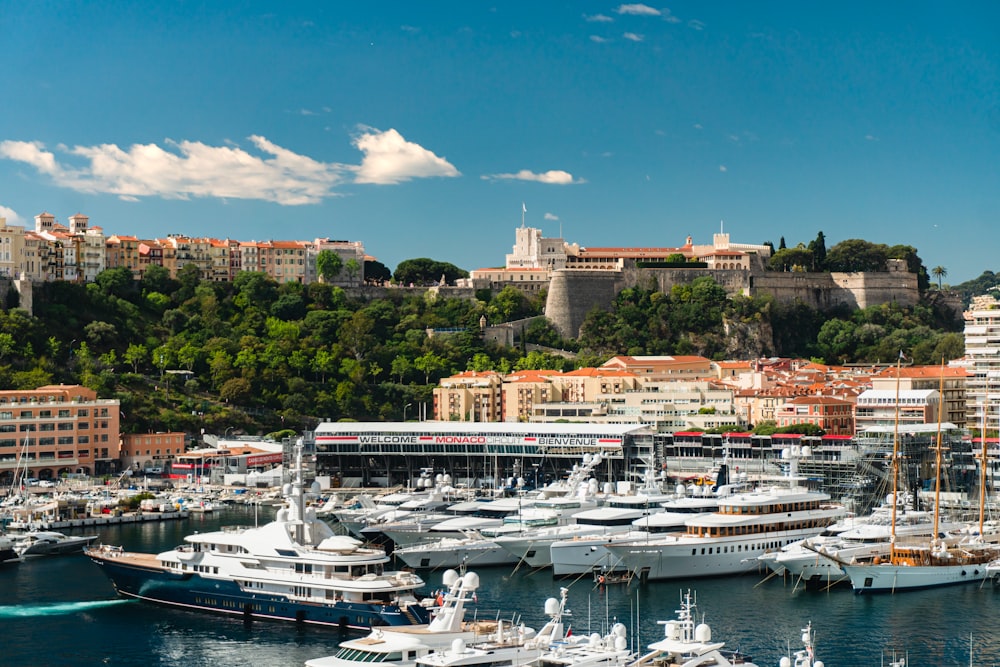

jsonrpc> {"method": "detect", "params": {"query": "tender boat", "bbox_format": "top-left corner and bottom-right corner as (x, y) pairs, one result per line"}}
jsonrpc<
(12, 530), (99, 557)
(87, 441), (432, 632)
(0, 535), (20, 565)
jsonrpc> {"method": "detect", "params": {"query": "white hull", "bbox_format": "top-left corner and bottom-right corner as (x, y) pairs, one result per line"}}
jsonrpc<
(394, 542), (517, 570)
(495, 525), (631, 569)
(550, 531), (652, 576)
(843, 561), (991, 593)
(607, 527), (823, 580)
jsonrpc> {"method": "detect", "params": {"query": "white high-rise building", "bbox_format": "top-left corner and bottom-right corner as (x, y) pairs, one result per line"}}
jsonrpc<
(962, 299), (1000, 429)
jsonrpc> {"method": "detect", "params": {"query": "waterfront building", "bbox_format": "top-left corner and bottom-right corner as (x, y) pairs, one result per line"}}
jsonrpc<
(0, 384), (121, 482)
(853, 388), (940, 432)
(119, 432), (187, 474)
(961, 299), (1000, 431)
(869, 365), (969, 430)
(774, 395), (855, 435)
(310, 421), (654, 490)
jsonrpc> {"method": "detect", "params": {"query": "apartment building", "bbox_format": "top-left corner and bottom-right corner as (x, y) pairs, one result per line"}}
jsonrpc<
(854, 388), (940, 432)
(962, 299), (1000, 431)
(119, 431), (187, 473)
(0, 385), (121, 482)
(433, 371), (504, 422)
(774, 395), (855, 435)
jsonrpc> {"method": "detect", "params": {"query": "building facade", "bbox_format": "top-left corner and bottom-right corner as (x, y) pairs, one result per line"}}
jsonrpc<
(0, 385), (121, 482)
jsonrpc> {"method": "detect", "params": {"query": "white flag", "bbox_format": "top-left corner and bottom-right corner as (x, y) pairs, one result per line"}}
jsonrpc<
(522, 202), (527, 214)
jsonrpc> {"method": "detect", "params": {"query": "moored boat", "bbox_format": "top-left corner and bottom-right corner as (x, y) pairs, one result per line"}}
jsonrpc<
(604, 447), (845, 581)
(12, 530), (98, 557)
(86, 441), (433, 633)
(633, 589), (759, 667)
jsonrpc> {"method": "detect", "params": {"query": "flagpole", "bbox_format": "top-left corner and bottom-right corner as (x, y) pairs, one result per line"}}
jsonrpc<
(521, 202), (526, 228)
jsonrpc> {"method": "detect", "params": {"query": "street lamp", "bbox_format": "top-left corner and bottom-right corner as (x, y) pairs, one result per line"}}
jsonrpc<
(225, 427), (234, 440)
(403, 403), (412, 422)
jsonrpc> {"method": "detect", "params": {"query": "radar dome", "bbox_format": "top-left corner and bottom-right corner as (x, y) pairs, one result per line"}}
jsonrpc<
(614, 636), (628, 650)
(544, 597), (560, 615)
(310, 481), (321, 494)
(694, 623), (712, 642)
(442, 569), (459, 587)
(463, 572), (481, 589)
(780, 658), (791, 667)
(451, 639), (466, 655)
(612, 623), (626, 637)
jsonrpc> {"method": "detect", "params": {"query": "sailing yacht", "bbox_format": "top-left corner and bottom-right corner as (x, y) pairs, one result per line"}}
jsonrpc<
(841, 360), (1000, 593)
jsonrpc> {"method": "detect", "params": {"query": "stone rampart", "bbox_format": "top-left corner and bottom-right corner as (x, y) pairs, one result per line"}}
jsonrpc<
(546, 270), (625, 339)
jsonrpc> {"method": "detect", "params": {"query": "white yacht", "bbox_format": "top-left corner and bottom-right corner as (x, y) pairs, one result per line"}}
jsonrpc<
(87, 441), (434, 632)
(412, 588), (573, 667)
(551, 464), (751, 578)
(304, 569), (521, 667)
(394, 455), (609, 570)
(605, 447), (845, 581)
(633, 590), (759, 667)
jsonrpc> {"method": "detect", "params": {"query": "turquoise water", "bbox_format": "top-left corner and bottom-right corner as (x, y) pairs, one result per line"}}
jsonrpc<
(2, 507), (997, 666)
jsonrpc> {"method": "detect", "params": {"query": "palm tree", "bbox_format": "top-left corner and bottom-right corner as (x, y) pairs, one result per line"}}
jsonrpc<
(931, 265), (947, 290)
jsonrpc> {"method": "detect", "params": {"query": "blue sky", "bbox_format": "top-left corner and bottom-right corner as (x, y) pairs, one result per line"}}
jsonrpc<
(2, 2), (998, 282)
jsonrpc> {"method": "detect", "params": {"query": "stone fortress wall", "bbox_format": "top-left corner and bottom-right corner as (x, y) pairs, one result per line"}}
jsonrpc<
(544, 259), (921, 339)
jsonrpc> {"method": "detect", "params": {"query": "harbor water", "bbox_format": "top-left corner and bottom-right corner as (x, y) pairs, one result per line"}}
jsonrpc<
(2, 505), (999, 666)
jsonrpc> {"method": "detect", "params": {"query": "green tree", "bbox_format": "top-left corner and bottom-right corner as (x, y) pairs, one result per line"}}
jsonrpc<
(768, 246), (814, 272)
(394, 258), (468, 286)
(344, 258), (361, 283)
(825, 239), (888, 272)
(364, 259), (392, 285)
(807, 231), (827, 271)
(414, 351), (448, 383)
(317, 250), (344, 283)
(124, 343), (148, 373)
(931, 266), (947, 289)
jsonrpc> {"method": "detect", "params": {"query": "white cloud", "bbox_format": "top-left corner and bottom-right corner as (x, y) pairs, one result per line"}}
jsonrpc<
(590, 35), (610, 43)
(585, 13), (613, 22)
(693, 123), (703, 130)
(662, 10), (681, 23)
(0, 128), (460, 204)
(544, 212), (559, 221)
(353, 128), (460, 185)
(482, 169), (585, 185)
(688, 19), (705, 30)
(0, 204), (21, 223)
(616, 4), (661, 16)
(623, 32), (644, 42)
(865, 134), (879, 141)
(719, 165), (727, 172)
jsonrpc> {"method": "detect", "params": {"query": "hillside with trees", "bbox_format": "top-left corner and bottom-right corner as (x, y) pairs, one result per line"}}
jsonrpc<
(0, 238), (974, 435)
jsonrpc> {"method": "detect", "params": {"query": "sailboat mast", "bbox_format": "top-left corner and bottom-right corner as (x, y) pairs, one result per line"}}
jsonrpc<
(890, 354), (902, 557)
(980, 393), (988, 537)
(932, 359), (945, 542)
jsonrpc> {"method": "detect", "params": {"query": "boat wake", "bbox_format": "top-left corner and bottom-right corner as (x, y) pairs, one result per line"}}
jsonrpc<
(0, 599), (131, 618)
